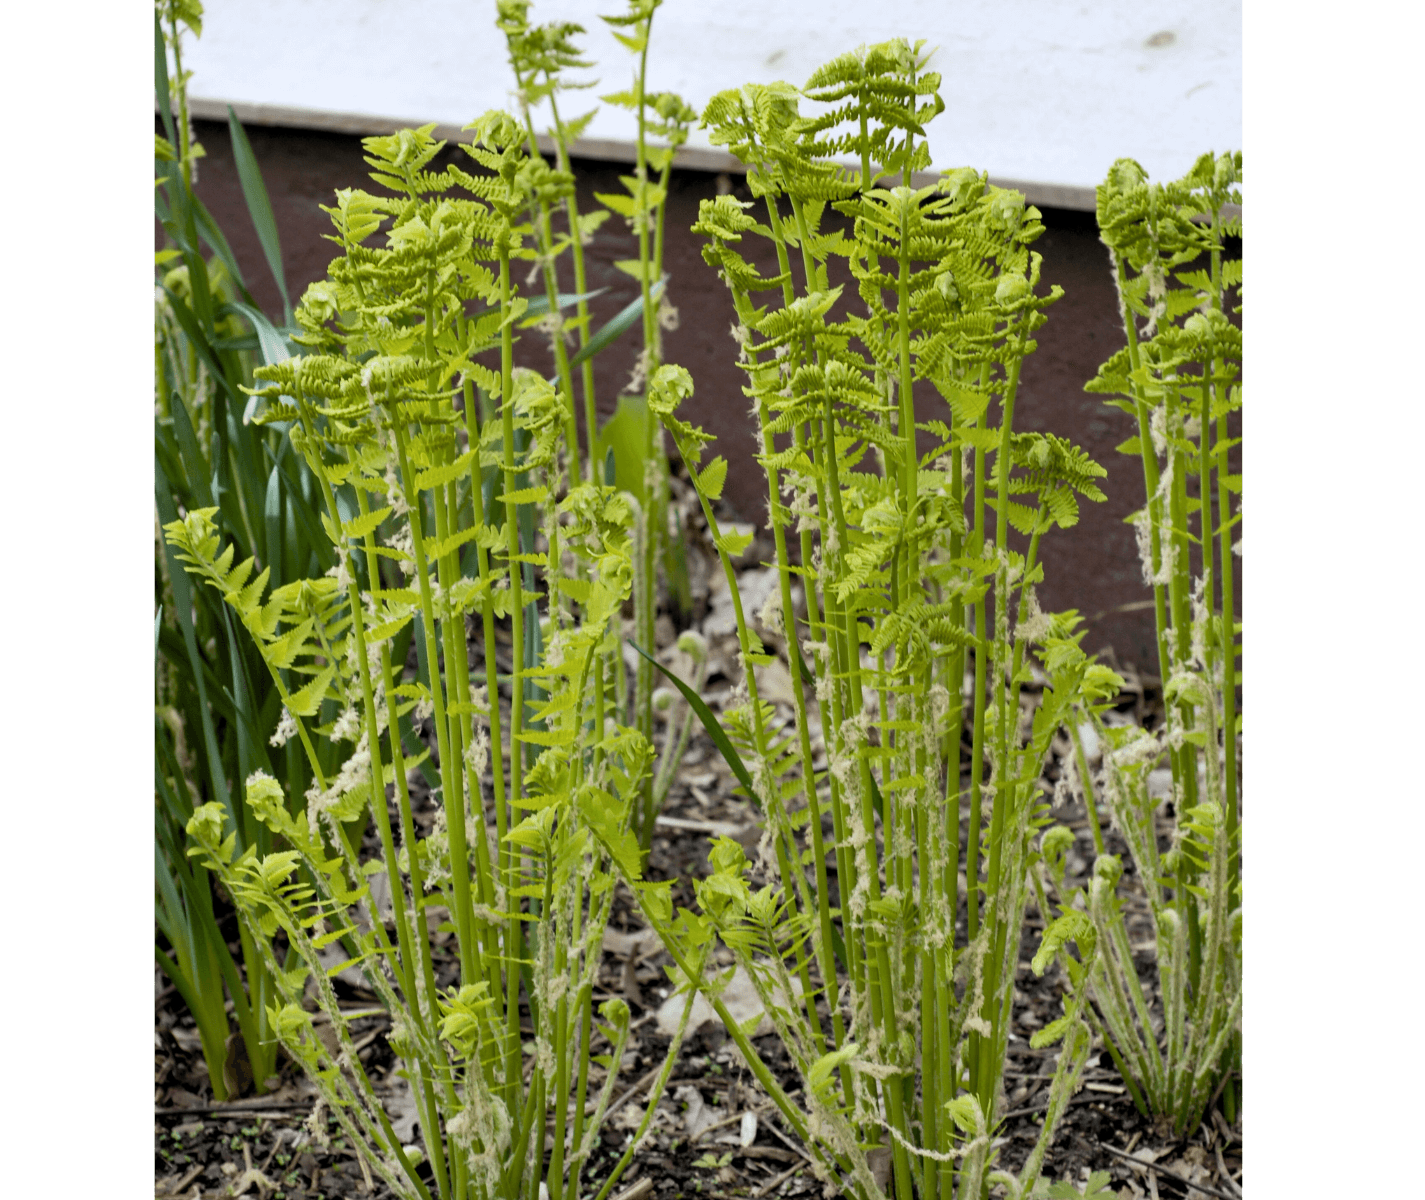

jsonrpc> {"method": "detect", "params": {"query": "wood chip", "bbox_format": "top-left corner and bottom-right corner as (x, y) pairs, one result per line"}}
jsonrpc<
(654, 814), (750, 838)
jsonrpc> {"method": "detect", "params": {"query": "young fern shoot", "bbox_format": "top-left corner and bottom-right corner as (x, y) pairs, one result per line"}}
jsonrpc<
(167, 117), (693, 1200)
(1039, 152), (1243, 1136)
(603, 42), (1114, 1200)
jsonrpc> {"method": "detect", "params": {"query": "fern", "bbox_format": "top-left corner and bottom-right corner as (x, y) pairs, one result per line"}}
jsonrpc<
(594, 40), (1114, 1200)
(167, 98), (698, 1200)
(1052, 152), (1243, 1135)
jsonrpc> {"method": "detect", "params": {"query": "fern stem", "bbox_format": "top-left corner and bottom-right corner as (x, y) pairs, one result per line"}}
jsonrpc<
(1207, 208), (1239, 879)
(1163, 388), (1204, 997)
(421, 282), (486, 991)
(299, 378), (459, 1196)
(759, 389), (841, 1057)
(1068, 716), (1105, 858)
(513, 105), (582, 485)
(781, 196), (865, 1028)
(975, 346), (1023, 1118)
(348, 481), (441, 1032)
(392, 423), (482, 991)
(632, 6), (660, 838)
(1111, 255), (1173, 697)
(755, 194), (848, 1066)
(545, 91), (601, 481)
(460, 328), (512, 965)
(167, 9), (193, 192)
(498, 239), (527, 1111)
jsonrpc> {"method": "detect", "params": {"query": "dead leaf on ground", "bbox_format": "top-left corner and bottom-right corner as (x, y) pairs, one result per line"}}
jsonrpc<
(673, 1085), (725, 1139)
(601, 926), (664, 960)
(655, 964), (802, 1039)
(384, 1073), (420, 1142)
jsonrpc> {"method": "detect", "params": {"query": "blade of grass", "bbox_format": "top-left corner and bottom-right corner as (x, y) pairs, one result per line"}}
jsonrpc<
(161, 286), (243, 406)
(272, 455), (335, 571)
(226, 301), (293, 365)
(626, 639), (762, 811)
(522, 287), (607, 320)
(155, 458), (232, 817)
(154, 13), (176, 145)
(191, 196), (260, 310)
(565, 277), (666, 373)
(226, 107), (292, 322)
(264, 466), (283, 590)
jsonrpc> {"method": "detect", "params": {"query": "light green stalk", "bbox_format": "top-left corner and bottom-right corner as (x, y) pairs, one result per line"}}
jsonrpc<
(1111, 255), (1173, 696)
(512, 112), (581, 484)
(497, 238), (527, 1109)
(630, 15), (662, 839)
(976, 350), (1022, 1118)
(784, 193), (867, 1016)
(546, 90), (601, 478)
(292, 368), (458, 1198)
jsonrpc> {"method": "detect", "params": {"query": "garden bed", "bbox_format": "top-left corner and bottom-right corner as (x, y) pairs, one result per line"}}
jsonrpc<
(155, 583), (1242, 1200)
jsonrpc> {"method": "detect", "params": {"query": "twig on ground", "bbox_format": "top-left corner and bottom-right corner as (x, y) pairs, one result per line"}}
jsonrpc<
(757, 1105), (815, 1165)
(587, 1070), (730, 1131)
(1211, 1141), (1242, 1198)
(611, 1179), (653, 1200)
(259, 1128), (286, 1177)
(158, 1161), (205, 1195)
(601, 1066), (662, 1122)
(753, 1162), (805, 1197)
(1000, 1092), (1102, 1122)
(155, 1101), (311, 1117)
(1097, 1143), (1237, 1200)
(654, 814), (751, 838)
(309, 1008), (387, 1024)
(350, 1027), (384, 1055)
(1202, 1068), (1237, 1128)
(689, 1108), (748, 1142)
(737, 1146), (800, 1164)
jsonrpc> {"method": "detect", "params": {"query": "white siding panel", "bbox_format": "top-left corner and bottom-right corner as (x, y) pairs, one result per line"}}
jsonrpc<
(184, 0), (1239, 197)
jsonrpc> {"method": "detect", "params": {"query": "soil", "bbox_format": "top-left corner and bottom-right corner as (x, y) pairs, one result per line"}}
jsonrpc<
(155, 535), (1242, 1200)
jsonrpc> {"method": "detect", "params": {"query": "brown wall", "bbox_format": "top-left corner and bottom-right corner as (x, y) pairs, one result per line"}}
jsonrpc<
(179, 118), (1188, 667)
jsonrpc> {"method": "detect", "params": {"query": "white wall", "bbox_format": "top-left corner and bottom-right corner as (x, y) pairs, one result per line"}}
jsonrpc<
(183, 0), (1240, 201)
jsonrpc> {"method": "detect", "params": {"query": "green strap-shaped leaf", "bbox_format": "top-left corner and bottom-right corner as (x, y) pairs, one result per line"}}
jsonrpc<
(161, 286), (242, 406)
(263, 466), (283, 590)
(190, 195), (258, 309)
(521, 286), (607, 320)
(226, 301), (292, 364)
(626, 639), (762, 811)
(226, 107), (291, 321)
(154, 13), (176, 146)
(155, 458), (232, 817)
(272, 456), (334, 571)
(565, 276), (667, 373)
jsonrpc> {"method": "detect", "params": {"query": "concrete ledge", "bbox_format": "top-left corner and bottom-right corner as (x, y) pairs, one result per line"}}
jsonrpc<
(184, 95), (1099, 213)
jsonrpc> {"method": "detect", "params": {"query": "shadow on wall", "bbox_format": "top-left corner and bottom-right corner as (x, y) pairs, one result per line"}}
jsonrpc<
(174, 117), (1235, 669)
